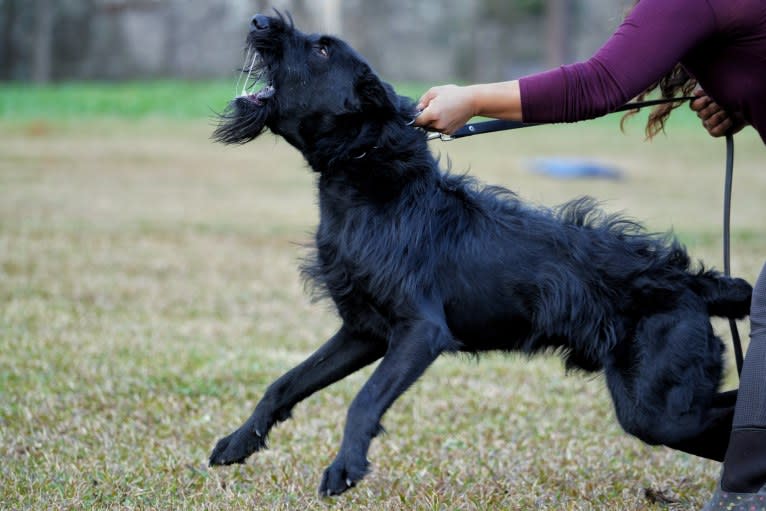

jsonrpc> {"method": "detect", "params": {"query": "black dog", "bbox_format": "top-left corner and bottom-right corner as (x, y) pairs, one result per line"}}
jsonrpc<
(208, 13), (752, 496)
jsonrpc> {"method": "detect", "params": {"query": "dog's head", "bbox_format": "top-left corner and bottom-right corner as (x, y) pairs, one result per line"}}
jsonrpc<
(214, 12), (410, 153)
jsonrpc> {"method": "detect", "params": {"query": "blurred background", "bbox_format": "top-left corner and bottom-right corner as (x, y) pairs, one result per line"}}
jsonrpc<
(1, 0), (631, 83)
(2, 2), (764, 510)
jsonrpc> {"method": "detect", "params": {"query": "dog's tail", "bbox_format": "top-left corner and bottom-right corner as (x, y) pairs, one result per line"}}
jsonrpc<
(692, 271), (752, 318)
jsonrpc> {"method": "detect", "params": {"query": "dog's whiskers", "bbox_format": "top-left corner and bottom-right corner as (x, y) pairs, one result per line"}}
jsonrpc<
(242, 51), (259, 96)
(245, 68), (266, 93)
(234, 48), (252, 97)
(235, 50), (260, 97)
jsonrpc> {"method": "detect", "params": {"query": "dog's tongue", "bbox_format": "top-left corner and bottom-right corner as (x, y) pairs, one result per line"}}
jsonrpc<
(238, 85), (275, 105)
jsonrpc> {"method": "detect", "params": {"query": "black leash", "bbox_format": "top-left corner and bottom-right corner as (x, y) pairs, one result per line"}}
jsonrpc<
(724, 132), (744, 375)
(428, 96), (744, 377)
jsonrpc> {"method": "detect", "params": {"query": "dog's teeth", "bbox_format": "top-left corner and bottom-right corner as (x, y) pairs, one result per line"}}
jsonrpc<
(256, 86), (275, 100)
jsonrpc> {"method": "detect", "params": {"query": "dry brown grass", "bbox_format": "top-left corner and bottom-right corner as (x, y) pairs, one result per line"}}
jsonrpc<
(1, 115), (763, 510)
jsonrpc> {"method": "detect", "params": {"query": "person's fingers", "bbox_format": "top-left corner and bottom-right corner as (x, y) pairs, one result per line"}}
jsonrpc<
(708, 110), (730, 126)
(413, 100), (457, 133)
(692, 90), (744, 137)
(690, 96), (710, 112)
(697, 102), (724, 121)
(414, 105), (454, 133)
(708, 118), (733, 137)
(415, 109), (460, 135)
(412, 104), (437, 129)
(706, 111), (733, 136)
(418, 85), (457, 110)
(700, 110), (732, 137)
(690, 92), (711, 112)
(417, 88), (438, 110)
(413, 84), (472, 134)
(697, 108), (720, 126)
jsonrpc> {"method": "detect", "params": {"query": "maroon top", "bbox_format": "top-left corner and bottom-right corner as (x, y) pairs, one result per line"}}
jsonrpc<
(519, 0), (766, 143)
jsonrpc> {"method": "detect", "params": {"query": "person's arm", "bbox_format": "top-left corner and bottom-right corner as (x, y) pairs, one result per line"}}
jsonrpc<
(416, 0), (718, 134)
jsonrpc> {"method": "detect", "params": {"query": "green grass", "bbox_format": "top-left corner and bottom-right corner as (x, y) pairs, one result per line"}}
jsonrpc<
(0, 80), (227, 118)
(0, 80), (430, 119)
(1, 82), (765, 510)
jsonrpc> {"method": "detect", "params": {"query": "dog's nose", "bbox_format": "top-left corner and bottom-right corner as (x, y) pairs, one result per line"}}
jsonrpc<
(251, 14), (270, 31)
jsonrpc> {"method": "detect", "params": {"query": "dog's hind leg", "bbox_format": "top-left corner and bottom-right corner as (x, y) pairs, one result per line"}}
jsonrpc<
(661, 390), (735, 460)
(319, 315), (456, 496)
(209, 326), (386, 466)
(604, 306), (732, 461)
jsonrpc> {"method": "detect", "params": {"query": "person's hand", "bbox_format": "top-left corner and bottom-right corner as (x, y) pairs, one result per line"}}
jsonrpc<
(414, 84), (478, 135)
(690, 90), (746, 137)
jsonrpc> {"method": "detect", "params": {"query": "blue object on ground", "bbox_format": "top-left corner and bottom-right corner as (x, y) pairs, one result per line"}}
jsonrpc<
(526, 158), (624, 180)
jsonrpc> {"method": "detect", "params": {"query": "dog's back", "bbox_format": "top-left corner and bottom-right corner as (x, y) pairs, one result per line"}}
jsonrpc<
(310, 164), (750, 364)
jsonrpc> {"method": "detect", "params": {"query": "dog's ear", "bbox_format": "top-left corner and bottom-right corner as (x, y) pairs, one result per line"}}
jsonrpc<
(355, 67), (397, 113)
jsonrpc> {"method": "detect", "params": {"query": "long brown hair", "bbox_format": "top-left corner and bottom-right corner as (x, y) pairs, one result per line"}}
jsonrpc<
(620, 1), (698, 138)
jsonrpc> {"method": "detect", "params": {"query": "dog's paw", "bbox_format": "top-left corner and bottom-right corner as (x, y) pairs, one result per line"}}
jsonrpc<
(318, 456), (369, 496)
(208, 427), (267, 466)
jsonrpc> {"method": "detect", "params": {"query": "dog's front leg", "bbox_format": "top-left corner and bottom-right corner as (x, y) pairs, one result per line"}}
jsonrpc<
(209, 326), (385, 466)
(319, 317), (455, 496)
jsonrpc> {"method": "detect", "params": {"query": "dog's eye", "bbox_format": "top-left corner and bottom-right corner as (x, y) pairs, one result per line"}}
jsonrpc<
(314, 44), (329, 58)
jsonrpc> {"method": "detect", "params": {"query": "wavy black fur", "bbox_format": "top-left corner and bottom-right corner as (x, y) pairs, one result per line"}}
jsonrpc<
(209, 14), (753, 496)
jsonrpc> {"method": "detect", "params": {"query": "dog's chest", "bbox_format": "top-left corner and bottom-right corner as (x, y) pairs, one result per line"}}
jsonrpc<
(313, 232), (411, 335)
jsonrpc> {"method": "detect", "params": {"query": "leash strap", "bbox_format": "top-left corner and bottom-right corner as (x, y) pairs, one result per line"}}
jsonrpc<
(724, 132), (744, 375)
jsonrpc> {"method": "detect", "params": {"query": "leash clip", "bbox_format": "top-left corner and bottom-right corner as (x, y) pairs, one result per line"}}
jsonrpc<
(405, 109), (423, 126)
(408, 108), (457, 141)
(427, 132), (454, 142)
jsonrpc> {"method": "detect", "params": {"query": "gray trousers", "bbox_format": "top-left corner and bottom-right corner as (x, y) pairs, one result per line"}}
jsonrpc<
(722, 262), (766, 492)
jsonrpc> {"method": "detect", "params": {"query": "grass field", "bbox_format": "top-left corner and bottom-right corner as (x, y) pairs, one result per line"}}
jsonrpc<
(1, 81), (764, 510)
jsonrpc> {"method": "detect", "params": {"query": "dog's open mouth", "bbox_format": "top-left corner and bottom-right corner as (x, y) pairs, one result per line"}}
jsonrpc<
(235, 49), (274, 106)
(240, 84), (275, 105)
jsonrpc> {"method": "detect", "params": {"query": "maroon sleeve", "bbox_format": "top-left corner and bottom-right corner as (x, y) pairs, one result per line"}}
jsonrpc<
(519, 0), (718, 123)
